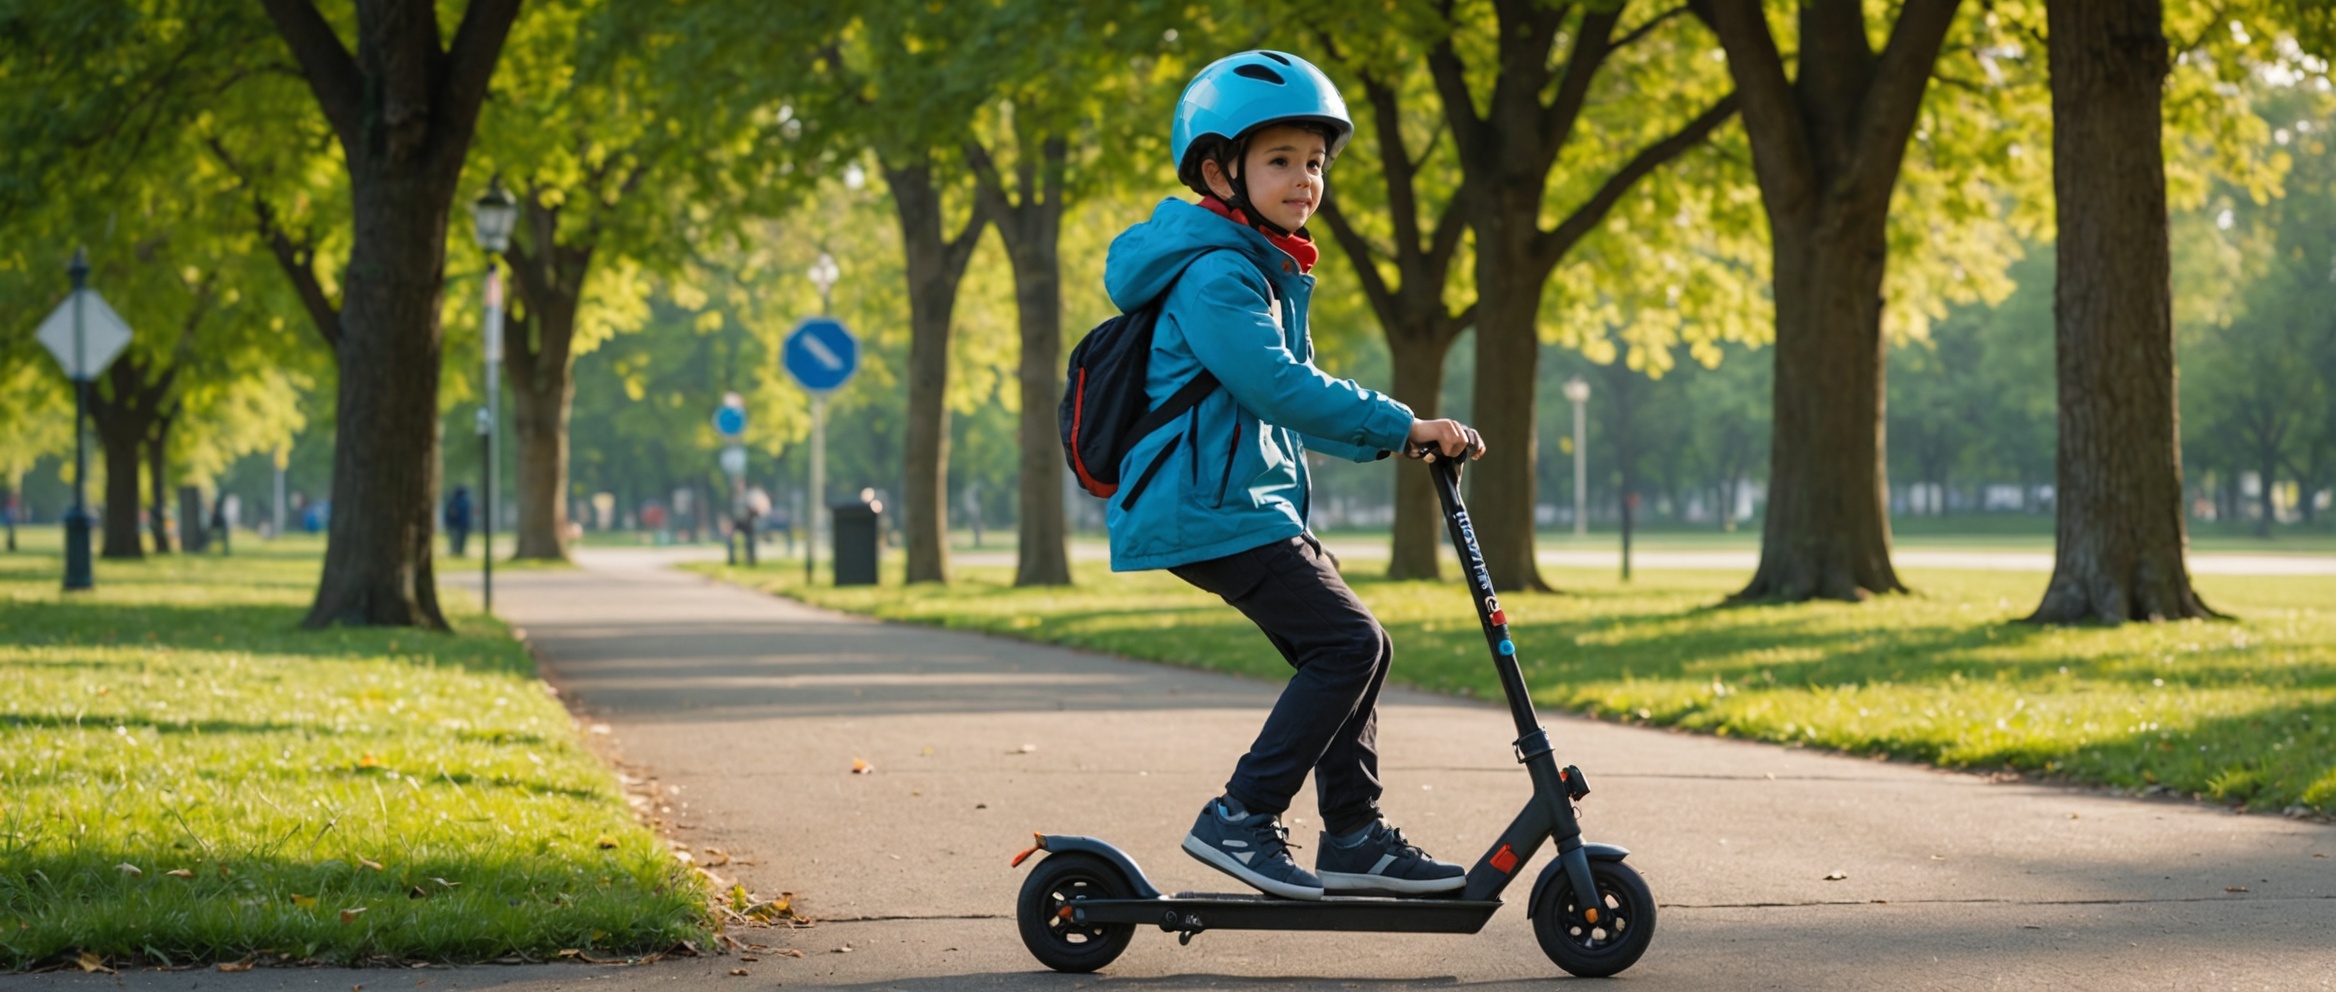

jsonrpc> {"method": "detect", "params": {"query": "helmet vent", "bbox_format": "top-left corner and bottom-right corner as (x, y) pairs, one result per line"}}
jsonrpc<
(1233, 63), (1286, 84)
(1259, 51), (1293, 65)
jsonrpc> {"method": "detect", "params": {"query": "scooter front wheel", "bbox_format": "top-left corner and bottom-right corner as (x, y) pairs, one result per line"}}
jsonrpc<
(1017, 851), (1137, 972)
(1533, 859), (1656, 977)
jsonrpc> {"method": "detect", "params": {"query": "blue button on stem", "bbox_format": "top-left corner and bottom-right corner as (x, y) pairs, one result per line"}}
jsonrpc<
(1498, 639), (1515, 656)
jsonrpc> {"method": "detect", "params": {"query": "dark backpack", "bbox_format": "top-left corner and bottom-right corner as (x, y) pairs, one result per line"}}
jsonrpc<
(1059, 302), (1219, 501)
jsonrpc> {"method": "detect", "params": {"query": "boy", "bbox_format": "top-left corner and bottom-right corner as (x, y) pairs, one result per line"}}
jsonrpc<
(1102, 50), (1485, 901)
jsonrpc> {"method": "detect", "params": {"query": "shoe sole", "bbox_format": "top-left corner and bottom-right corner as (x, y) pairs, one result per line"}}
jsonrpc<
(1181, 833), (1324, 901)
(1317, 869), (1467, 896)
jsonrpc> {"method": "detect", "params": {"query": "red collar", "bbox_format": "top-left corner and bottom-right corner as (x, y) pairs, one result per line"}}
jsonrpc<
(1198, 196), (1317, 274)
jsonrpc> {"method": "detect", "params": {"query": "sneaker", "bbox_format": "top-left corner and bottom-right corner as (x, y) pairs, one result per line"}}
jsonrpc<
(1316, 820), (1467, 896)
(1181, 798), (1324, 900)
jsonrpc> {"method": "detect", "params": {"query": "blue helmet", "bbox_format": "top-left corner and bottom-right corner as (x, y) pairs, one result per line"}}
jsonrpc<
(1171, 50), (1353, 192)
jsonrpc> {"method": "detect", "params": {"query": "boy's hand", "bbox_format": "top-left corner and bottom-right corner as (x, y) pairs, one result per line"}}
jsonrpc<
(1404, 419), (1484, 462)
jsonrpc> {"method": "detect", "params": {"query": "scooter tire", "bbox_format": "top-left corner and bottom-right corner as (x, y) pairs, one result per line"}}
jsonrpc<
(1017, 852), (1137, 973)
(1532, 859), (1656, 978)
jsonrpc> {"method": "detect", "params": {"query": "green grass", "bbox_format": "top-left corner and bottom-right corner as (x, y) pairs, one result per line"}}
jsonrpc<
(0, 533), (707, 969)
(694, 554), (2336, 816)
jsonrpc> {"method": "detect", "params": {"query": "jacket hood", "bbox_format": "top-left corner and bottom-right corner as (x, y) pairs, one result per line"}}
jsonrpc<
(1105, 198), (1287, 312)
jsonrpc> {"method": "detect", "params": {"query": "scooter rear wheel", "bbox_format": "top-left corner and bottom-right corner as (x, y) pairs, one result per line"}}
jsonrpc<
(1533, 860), (1656, 977)
(1017, 852), (1136, 972)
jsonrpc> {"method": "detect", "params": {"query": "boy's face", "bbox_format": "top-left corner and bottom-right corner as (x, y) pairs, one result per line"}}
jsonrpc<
(1210, 123), (1328, 232)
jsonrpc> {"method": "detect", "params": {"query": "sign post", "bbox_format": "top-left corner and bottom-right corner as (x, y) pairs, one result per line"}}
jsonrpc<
(784, 314), (859, 585)
(35, 248), (132, 591)
(715, 393), (749, 565)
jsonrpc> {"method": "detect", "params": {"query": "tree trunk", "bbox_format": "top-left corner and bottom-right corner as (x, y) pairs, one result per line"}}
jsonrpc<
(95, 410), (145, 558)
(88, 354), (167, 559)
(2027, 0), (2216, 624)
(503, 216), (589, 563)
(1467, 264), (1549, 591)
(1735, 215), (1906, 600)
(1428, 2), (1740, 593)
(2257, 455), (2277, 537)
(146, 413), (174, 554)
(263, 0), (520, 628)
(307, 172), (456, 627)
(511, 361), (574, 559)
(1704, 0), (1959, 603)
(1385, 330), (1454, 580)
(967, 135), (1072, 587)
(882, 157), (989, 585)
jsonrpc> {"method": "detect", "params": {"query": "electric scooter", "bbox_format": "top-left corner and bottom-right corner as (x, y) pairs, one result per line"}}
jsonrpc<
(1011, 456), (1655, 978)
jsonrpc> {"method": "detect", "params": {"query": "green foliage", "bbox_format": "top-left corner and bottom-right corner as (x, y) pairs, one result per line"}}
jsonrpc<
(697, 559), (2336, 815)
(0, 535), (707, 967)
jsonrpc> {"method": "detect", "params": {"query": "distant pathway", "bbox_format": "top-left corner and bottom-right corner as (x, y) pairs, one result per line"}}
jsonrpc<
(954, 541), (2336, 576)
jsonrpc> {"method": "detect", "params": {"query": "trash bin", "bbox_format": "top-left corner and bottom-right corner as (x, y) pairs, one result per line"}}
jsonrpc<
(830, 497), (882, 586)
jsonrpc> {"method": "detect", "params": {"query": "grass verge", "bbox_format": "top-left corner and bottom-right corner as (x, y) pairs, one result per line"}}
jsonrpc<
(1, 535), (707, 969)
(692, 555), (2336, 816)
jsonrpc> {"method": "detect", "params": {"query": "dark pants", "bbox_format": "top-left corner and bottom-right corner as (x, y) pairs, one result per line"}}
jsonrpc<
(1171, 534), (1389, 835)
(447, 526), (470, 557)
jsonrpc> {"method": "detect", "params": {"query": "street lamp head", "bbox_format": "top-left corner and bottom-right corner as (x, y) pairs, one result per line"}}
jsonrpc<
(470, 177), (520, 254)
(1562, 376), (1590, 404)
(808, 252), (840, 297)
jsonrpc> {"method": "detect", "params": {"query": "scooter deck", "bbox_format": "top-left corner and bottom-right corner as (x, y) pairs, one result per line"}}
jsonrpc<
(1074, 893), (1503, 934)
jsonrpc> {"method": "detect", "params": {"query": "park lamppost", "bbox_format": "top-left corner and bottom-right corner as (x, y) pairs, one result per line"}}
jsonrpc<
(1562, 377), (1590, 538)
(804, 251), (840, 585)
(62, 250), (97, 590)
(470, 178), (519, 613)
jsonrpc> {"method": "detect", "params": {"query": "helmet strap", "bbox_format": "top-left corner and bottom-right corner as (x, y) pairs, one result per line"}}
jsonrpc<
(1217, 149), (1294, 238)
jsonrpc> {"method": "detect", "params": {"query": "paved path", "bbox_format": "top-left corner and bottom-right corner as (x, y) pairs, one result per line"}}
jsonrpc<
(955, 541), (2336, 576)
(49, 550), (2336, 991)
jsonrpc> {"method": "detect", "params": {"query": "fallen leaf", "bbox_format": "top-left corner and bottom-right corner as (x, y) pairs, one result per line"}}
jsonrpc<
(1013, 743), (1037, 754)
(2066, 813), (2080, 820)
(727, 969), (749, 977)
(166, 869), (195, 879)
(115, 863), (143, 877)
(700, 848), (731, 867)
(832, 944), (852, 954)
(1823, 871), (1849, 881)
(739, 956), (759, 963)
(779, 949), (805, 958)
(341, 906), (369, 923)
(290, 893), (318, 908)
(2225, 885), (2249, 893)
(77, 951), (113, 973)
(430, 877), (461, 888)
(217, 958), (255, 972)
(974, 803), (988, 810)
(595, 835), (619, 849)
(850, 758), (873, 775)
(408, 886), (428, 899)
(357, 855), (385, 871)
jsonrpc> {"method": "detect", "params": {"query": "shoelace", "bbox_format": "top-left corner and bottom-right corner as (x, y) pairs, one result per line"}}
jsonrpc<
(1380, 825), (1425, 859)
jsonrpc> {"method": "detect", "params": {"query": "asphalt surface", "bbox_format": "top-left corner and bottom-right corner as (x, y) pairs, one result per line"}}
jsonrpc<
(27, 547), (2336, 991)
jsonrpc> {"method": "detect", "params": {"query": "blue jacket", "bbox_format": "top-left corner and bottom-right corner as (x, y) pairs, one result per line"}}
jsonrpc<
(1101, 198), (1415, 571)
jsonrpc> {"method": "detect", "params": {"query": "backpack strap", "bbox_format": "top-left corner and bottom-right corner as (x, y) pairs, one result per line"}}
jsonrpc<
(1121, 249), (1275, 446)
(1127, 368), (1219, 442)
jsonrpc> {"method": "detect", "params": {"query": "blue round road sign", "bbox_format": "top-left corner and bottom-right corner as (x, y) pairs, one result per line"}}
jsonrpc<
(784, 317), (859, 393)
(713, 405), (747, 437)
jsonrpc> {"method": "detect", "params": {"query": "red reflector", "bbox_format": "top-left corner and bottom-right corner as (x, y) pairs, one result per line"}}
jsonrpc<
(1490, 610), (1507, 626)
(1491, 844), (1519, 874)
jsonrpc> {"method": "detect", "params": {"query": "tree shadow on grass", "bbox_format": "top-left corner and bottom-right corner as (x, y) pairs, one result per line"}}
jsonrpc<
(0, 599), (532, 676)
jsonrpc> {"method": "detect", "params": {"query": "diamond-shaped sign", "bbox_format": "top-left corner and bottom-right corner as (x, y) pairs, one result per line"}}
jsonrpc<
(36, 289), (132, 382)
